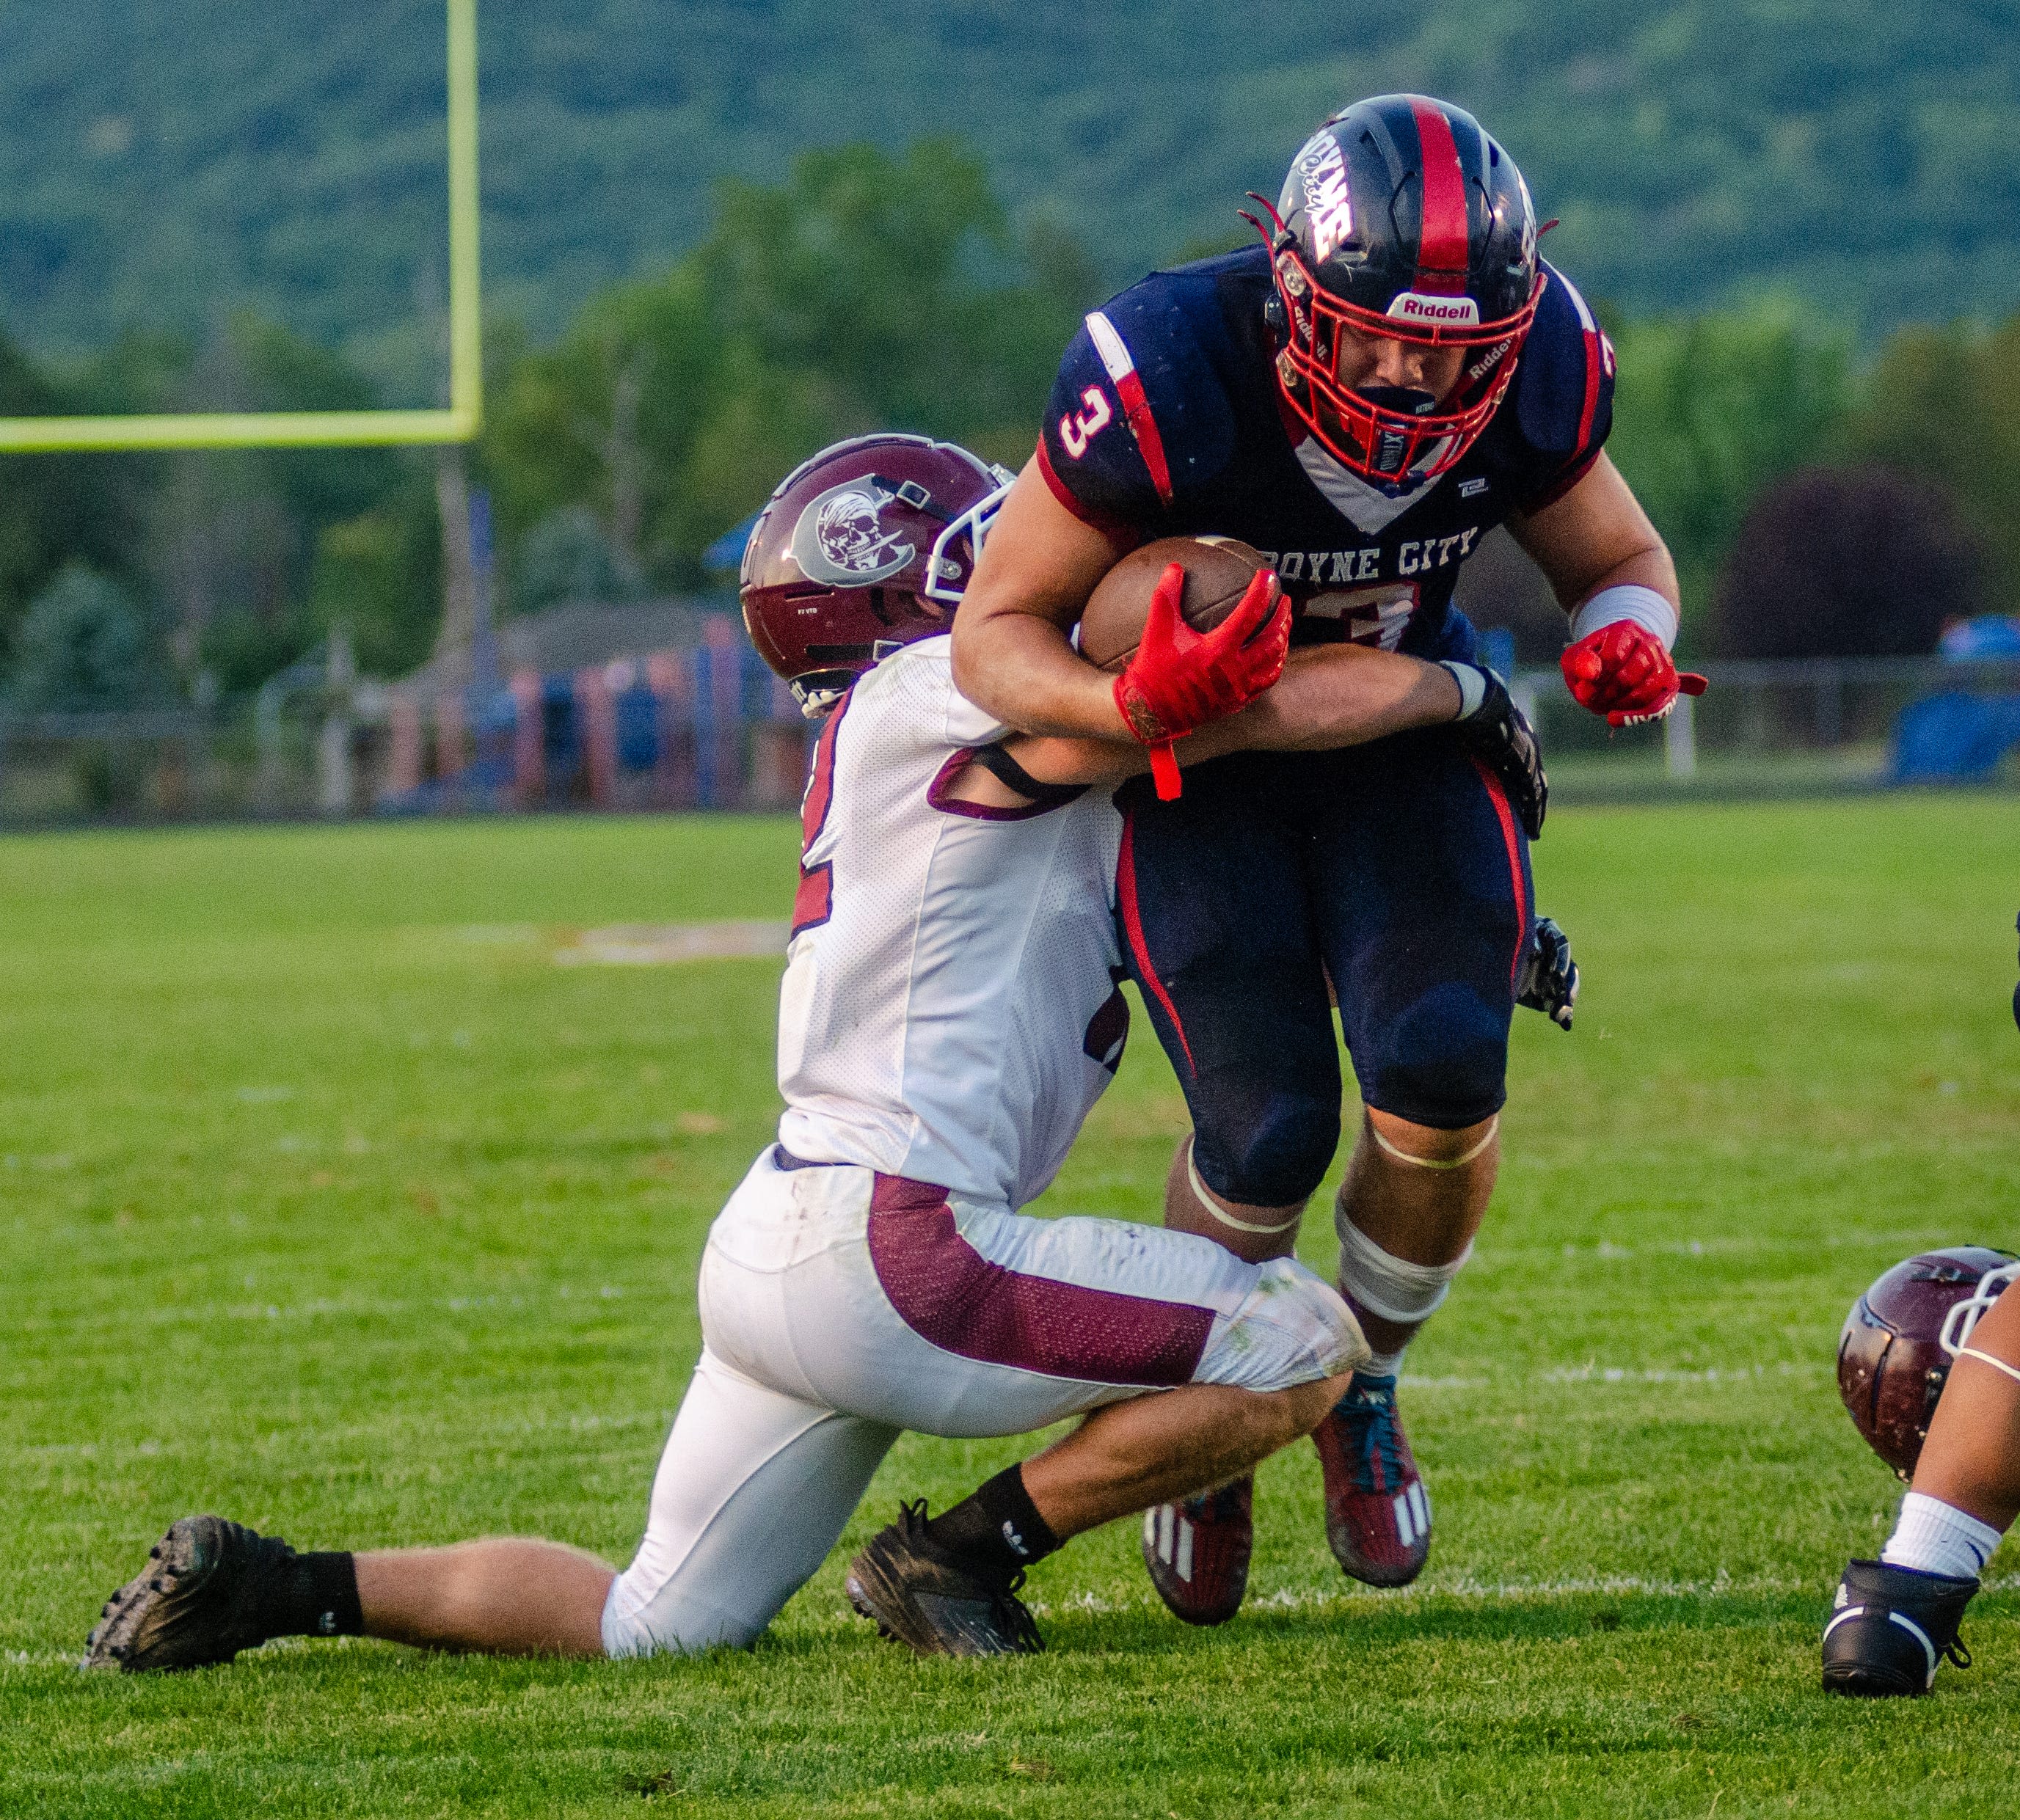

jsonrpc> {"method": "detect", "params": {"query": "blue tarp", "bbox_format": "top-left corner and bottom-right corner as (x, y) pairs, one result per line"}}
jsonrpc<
(1938, 615), (2020, 659)
(702, 513), (761, 573)
(1892, 690), (2020, 783)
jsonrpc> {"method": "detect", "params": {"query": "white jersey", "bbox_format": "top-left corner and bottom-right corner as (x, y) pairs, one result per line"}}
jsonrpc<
(775, 636), (1127, 1211)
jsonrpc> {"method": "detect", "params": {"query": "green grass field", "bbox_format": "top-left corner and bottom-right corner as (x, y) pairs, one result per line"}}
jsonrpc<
(2, 799), (2016, 1818)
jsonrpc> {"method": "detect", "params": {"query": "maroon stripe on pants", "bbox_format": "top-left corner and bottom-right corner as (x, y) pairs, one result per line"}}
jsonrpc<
(867, 1174), (1213, 1385)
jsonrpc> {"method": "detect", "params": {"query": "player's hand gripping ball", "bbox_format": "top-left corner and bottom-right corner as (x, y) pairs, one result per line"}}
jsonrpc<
(1087, 538), (1289, 800)
(1561, 621), (1707, 728)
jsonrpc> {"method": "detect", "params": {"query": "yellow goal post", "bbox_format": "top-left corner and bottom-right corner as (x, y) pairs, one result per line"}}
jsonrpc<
(0, 0), (482, 452)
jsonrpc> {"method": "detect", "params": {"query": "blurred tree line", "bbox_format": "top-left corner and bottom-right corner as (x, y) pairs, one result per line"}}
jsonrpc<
(1, 136), (2014, 711)
(0, 139), (1090, 710)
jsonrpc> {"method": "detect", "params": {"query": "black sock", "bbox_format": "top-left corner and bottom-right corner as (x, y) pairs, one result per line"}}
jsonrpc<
(262, 1549), (365, 1640)
(925, 1466), (1061, 1577)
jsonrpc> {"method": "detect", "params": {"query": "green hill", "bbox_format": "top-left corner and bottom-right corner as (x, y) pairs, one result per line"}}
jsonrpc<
(4, 1), (2020, 399)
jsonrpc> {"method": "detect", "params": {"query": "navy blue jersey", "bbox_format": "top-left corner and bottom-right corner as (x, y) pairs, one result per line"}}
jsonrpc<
(1039, 246), (1613, 657)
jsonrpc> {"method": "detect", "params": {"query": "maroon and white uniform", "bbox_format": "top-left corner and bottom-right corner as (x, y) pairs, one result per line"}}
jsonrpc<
(602, 639), (1364, 1656)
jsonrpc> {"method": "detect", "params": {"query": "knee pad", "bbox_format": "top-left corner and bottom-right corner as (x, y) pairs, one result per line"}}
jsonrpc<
(1203, 1258), (1368, 1390)
(1361, 982), (1509, 1130)
(1333, 1216), (1473, 1327)
(601, 1573), (768, 1659)
(1262, 1260), (1372, 1381)
(1191, 1090), (1338, 1210)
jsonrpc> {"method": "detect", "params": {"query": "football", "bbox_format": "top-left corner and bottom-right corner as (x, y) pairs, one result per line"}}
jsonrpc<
(1837, 1246), (2019, 1480)
(1076, 535), (1270, 673)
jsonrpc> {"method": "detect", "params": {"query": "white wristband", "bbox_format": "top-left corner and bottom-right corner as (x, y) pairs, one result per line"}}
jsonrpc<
(1569, 584), (1677, 651)
(1440, 661), (1488, 720)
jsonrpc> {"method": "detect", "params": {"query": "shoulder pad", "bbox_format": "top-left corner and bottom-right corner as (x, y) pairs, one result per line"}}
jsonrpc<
(1513, 262), (1614, 462)
(1040, 271), (1240, 533)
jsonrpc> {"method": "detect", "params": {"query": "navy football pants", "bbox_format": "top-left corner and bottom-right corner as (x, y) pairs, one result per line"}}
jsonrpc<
(1115, 724), (1534, 1209)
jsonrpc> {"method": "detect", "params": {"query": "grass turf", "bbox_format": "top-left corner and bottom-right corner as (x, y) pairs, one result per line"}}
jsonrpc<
(1, 797), (2016, 1818)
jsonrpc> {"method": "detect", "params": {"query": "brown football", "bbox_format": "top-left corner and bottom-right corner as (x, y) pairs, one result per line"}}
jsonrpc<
(1077, 536), (1269, 673)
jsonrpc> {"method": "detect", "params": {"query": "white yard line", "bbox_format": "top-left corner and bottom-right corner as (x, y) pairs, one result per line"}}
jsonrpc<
(550, 921), (791, 965)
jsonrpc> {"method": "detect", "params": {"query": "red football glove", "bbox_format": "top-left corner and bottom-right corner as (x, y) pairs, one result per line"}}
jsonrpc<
(1114, 563), (1289, 799)
(1561, 620), (1707, 728)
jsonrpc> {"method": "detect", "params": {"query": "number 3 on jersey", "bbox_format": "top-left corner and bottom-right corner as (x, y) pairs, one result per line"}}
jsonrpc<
(792, 692), (849, 936)
(1057, 386), (1113, 460)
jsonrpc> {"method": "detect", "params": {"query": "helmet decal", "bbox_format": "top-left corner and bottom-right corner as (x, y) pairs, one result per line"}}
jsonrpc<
(1407, 97), (1473, 292)
(742, 434), (1007, 715)
(792, 482), (916, 584)
(1292, 132), (1354, 264)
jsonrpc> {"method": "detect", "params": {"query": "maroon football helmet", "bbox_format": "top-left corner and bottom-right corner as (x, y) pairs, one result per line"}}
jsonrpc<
(1838, 1247), (2018, 1480)
(740, 434), (1013, 715)
(1244, 94), (1545, 486)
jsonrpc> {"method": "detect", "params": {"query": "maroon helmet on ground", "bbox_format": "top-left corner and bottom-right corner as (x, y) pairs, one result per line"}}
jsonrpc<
(1838, 1247), (2019, 1480)
(740, 434), (1013, 715)
(1244, 93), (1545, 486)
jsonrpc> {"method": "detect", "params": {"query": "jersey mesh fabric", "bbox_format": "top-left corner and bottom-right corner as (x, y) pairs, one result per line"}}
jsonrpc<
(776, 637), (1126, 1210)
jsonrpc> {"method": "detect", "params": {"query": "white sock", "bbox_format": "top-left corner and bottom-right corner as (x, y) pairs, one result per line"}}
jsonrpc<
(1357, 1346), (1406, 1380)
(1881, 1491), (2005, 1581)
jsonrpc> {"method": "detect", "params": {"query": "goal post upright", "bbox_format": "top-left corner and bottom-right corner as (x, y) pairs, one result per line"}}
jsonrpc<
(0, 0), (483, 453)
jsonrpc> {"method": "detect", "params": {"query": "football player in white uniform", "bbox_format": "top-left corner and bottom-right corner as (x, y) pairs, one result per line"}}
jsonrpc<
(1822, 944), (2020, 1695)
(1824, 1250), (2019, 1696)
(85, 436), (1543, 1668)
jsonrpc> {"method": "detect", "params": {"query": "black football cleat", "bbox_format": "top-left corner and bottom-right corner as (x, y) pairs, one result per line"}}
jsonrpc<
(1821, 1558), (1978, 1697)
(83, 1516), (299, 1673)
(1313, 1373), (1432, 1587)
(1142, 1476), (1253, 1626)
(845, 1501), (1044, 1659)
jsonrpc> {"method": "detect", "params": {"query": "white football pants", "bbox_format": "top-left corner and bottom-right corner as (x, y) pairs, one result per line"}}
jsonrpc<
(599, 1147), (1363, 1656)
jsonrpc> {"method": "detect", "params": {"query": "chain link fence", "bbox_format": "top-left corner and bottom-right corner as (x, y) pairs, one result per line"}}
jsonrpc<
(1511, 654), (2020, 802)
(1, 651), (2015, 827)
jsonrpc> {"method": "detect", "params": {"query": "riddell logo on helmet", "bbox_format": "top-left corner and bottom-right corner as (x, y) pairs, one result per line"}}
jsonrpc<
(1388, 292), (1480, 327)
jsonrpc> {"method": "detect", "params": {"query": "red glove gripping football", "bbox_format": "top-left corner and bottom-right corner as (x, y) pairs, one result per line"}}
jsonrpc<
(1115, 563), (1289, 798)
(1561, 620), (1707, 728)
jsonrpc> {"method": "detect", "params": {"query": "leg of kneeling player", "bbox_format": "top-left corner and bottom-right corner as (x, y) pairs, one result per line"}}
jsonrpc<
(1824, 1281), (2020, 1695)
(794, 1167), (1366, 1653)
(81, 1347), (892, 1673)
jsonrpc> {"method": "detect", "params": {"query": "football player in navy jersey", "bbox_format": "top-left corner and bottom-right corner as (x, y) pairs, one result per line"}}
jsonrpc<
(953, 94), (1696, 1621)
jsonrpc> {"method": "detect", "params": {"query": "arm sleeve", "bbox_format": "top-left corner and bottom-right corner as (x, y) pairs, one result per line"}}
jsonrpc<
(1509, 264), (1616, 513)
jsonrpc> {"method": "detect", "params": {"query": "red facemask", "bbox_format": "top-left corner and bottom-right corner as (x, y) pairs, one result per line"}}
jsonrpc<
(1250, 201), (1545, 486)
